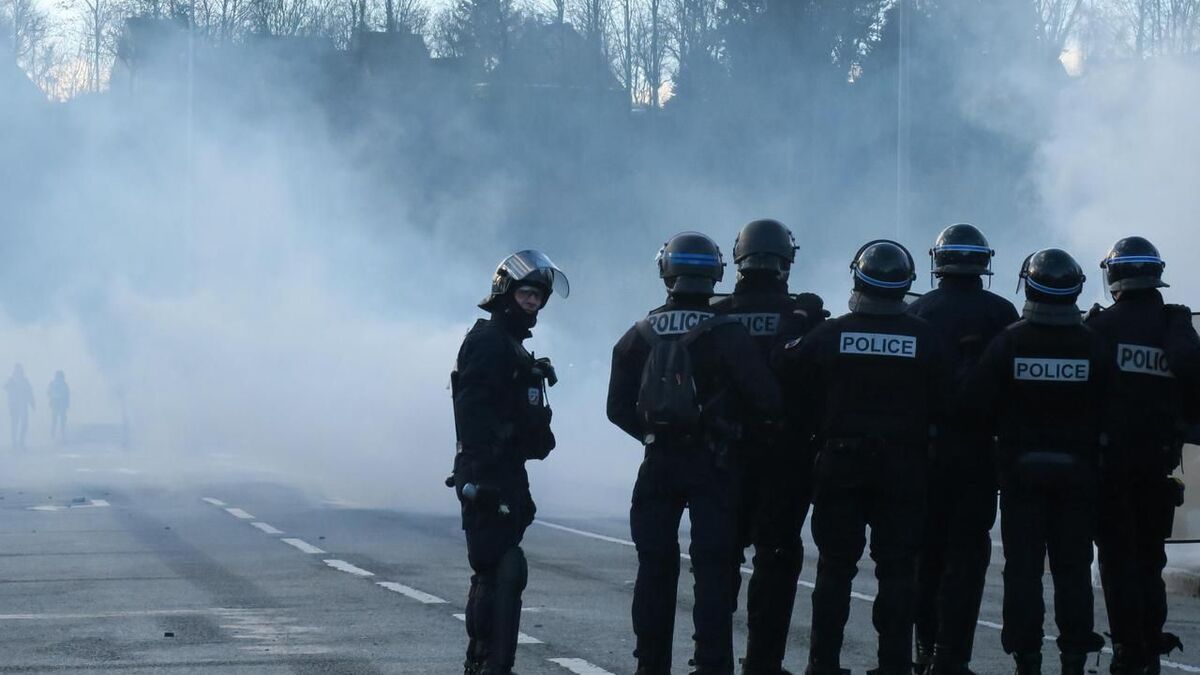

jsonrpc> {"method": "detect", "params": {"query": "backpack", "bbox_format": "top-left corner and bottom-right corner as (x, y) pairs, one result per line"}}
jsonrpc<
(634, 315), (737, 433)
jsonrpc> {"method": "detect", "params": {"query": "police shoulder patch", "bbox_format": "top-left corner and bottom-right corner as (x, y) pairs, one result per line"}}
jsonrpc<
(784, 336), (804, 350)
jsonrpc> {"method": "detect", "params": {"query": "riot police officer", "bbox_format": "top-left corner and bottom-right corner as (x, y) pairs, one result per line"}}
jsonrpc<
(909, 224), (1019, 675)
(450, 250), (568, 675)
(607, 231), (783, 675)
(964, 249), (1112, 675)
(712, 219), (826, 675)
(1085, 237), (1200, 674)
(776, 240), (948, 675)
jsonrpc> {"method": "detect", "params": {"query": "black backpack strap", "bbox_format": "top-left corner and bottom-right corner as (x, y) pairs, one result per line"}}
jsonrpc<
(679, 315), (740, 347)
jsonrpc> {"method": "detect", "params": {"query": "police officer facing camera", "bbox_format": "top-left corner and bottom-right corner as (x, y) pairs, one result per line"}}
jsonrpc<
(776, 240), (948, 675)
(450, 250), (568, 675)
(712, 219), (826, 675)
(607, 231), (782, 675)
(964, 248), (1113, 675)
(909, 224), (1019, 675)
(1085, 237), (1200, 675)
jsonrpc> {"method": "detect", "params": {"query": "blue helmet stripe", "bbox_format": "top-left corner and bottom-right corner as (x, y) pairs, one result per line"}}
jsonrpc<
(854, 268), (911, 289)
(934, 244), (992, 254)
(1026, 277), (1081, 295)
(666, 253), (721, 265)
(1107, 255), (1164, 266)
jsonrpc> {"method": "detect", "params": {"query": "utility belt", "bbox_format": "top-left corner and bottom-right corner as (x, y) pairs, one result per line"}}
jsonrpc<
(644, 418), (742, 469)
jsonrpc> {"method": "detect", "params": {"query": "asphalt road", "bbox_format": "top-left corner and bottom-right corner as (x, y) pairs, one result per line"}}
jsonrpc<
(4, 454), (1200, 674)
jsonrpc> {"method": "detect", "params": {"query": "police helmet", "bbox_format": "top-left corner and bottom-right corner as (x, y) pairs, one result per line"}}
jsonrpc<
(1019, 248), (1084, 304)
(850, 239), (917, 298)
(1100, 236), (1168, 292)
(930, 223), (994, 276)
(478, 249), (570, 311)
(732, 219), (797, 280)
(657, 231), (725, 297)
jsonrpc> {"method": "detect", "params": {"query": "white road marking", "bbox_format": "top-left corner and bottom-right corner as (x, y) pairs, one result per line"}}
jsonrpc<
(28, 499), (110, 512)
(201, 497), (226, 506)
(377, 582), (447, 604)
(536, 521), (634, 547)
(225, 507), (254, 519)
(536, 519), (1200, 671)
(251, 522), (284, 535)
(548, 657), (616, 674)
(323, 559), (374, 577)
(452, 613), (542, 644)
(0, 610), (204, 620)
(281, 538), (325, 554)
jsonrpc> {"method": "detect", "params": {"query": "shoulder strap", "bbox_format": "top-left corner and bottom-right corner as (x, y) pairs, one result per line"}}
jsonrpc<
(679, 315), (739, 347)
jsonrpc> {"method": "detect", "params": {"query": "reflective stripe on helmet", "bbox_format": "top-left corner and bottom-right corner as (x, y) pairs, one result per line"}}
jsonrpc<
(1105, 255), (1165, 266)
(1025, 277), (1081, 295)
(933, 244), (992, 254)
(665, 252), (722, 266)
(853, 267), (912, 289)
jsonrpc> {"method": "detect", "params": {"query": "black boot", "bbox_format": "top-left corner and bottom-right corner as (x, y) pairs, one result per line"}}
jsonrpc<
(1108, 644), (1142, 675)
(1060, 653), (1086, 675)
(1013, 652), (1042, 675)
(464, 659), (484, 675)
(741, 660), (794, 675)
(914, 642), (935, 675)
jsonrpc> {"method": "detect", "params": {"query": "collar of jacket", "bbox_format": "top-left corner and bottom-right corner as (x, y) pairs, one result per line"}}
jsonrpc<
(1023, 300), (1082, 326)
(849, 291), (907, 316)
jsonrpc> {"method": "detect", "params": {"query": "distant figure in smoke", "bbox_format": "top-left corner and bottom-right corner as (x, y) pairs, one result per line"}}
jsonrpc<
(449, 250), (567, 675)
(5, 364), (35, 449)
(47, 371), (70, 442)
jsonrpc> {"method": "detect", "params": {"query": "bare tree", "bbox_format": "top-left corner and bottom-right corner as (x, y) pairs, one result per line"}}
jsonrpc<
(1036, 0), (1084, 56)
(69, 0), (122, 91)
(2, 0), (49, 71)
(629, 0), (663, 107)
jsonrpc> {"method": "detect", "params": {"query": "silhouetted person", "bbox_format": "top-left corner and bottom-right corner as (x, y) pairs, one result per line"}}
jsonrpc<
(5, 364), (35, 449)
(48, 371), (70, 442)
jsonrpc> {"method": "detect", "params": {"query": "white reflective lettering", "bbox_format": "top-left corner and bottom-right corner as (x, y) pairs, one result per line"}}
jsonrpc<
(649, 311), (714, 335)
(838, 332), (918, 359)
(728, 313), (781, 337)
(1013, 357), (1090, 382)
(1117, 343), (1174, 378)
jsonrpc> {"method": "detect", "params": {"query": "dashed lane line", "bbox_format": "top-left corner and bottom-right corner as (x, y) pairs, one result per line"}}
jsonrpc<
(251, 522), (284, 535)
(547, 657), (617, 674)
(281, 538), (326, 554)
(323, 559), (374, 577)
(535, 520), (1199, 672)
(225, 507), (255, 520)
(201, 497), (226, 506)
(377, 582), (447, 605)
(452, 613), (542, 644)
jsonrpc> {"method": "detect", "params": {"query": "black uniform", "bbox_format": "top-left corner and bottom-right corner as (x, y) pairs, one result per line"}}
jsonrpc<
(1085, 290), (1200, 670)
(712, 278), (825, 673)
(608, 298), (783, 674)
(451, 312), (555, 674)
(778, 307), (948, 674)
(908, 276), (1019, 669)
(964, 315), (1114, 661)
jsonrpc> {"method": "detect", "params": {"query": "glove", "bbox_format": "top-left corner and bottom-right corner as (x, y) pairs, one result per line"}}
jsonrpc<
(1165, 303), (1194, 322)
(1083, 302), (1104, 321)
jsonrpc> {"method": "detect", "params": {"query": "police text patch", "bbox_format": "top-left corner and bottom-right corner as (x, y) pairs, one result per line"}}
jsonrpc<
(728, 313), (781, 336)
(839, 332), (917, 358)
(648, 310), (714, 335)
(1117, 343), (1174, 378)
(1013, 358), (1090, 382)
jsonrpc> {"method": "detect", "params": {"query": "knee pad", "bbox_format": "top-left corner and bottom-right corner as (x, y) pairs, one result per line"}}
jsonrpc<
(496, 546), (528, 594)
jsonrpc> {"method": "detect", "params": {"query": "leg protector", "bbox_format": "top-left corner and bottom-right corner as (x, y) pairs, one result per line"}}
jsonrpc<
(486, 546), (528, 672)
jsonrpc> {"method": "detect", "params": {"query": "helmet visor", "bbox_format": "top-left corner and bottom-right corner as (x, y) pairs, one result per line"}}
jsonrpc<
(499, 250), (570, 298)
